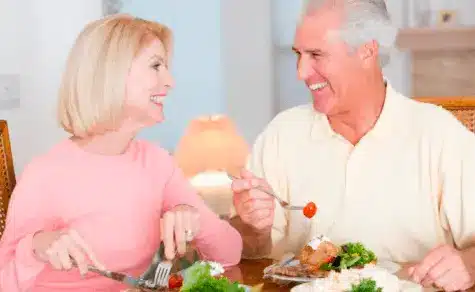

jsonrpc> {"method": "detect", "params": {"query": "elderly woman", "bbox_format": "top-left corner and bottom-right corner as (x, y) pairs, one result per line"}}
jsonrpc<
(0, 14), (242, 291)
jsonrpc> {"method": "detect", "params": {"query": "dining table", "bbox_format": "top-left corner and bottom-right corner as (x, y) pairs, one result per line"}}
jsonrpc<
(224, 259), (475, 292)
(223, 258), (293, 291)
(127, 258), (475, 291)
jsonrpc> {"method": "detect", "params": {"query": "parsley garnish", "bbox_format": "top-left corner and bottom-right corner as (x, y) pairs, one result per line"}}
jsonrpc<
(348, 278), (382, 292)
(320, 242), (376, 271)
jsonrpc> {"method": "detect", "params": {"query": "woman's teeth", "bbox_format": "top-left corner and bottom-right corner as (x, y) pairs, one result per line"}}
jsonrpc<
(150, 95), (164, 104)
(309, 82), (328, 91)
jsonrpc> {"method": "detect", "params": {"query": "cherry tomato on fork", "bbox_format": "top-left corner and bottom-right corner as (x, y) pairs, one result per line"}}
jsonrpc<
(303, 202), (317, 218)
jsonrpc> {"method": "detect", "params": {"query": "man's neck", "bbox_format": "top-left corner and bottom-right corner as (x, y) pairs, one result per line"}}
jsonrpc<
(328, 78), (386, 145)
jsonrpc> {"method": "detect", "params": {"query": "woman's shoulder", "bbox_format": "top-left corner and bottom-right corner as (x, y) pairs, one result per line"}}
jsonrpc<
(133, 139), (176, 168)
(133, 139), (172, 157)
(16, 139), (73, 182)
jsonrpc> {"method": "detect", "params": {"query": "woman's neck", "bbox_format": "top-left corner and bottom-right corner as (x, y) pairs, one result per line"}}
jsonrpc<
(71, 130), (136, 156)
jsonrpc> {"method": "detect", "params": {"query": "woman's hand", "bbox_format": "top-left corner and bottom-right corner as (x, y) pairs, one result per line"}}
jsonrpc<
(32, 229), (105, 276)
(161, 204), (200, 260)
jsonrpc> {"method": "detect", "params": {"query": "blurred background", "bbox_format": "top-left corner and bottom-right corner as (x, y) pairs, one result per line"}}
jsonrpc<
(0, 0), (474, 175)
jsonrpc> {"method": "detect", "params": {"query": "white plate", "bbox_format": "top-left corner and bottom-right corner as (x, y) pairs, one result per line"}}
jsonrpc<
(290, 279), (422, 292)
(264, 257), (402, 283)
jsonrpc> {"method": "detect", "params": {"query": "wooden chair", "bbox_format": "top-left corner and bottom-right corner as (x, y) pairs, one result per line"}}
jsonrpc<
(0, 120), (16, 237)
(415, 97), (475, 133)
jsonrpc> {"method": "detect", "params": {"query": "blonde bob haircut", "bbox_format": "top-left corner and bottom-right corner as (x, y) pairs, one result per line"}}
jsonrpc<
(58, 14), (172, 136)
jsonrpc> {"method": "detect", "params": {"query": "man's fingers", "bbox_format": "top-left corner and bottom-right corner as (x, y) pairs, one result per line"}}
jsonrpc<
(163, 212), (176, 260)
(432, 269), (459, 292)
(231, 179), (258, 193)
(248, 208), (273, 222)
(68, 229), (105, 270)
(252, 215), (274, 231)
(241, 208), (273, 228)
(420, 257), (451, 287)
(242, 198), (274, 214)
(412, 246), (446, 283)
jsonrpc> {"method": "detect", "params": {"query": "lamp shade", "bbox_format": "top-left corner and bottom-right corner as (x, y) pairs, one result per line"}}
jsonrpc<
(174, 115), (249, 178)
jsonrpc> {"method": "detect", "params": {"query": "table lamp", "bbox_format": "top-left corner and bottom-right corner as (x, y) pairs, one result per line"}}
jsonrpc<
(174, 115), (249, 217)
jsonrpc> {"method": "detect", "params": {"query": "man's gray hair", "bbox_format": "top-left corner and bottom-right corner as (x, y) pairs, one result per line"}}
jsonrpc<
(303, 0), (398, 67)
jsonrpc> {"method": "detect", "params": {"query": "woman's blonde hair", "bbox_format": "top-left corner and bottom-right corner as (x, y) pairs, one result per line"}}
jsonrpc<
(57, 14), (172, 136)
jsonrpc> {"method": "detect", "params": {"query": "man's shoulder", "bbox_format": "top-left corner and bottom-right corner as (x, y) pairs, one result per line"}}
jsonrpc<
(400, 96), (466, 132)
(388, 93), (474, 147)
(267, 103), (316, 130)
(252, 104), (315, 149)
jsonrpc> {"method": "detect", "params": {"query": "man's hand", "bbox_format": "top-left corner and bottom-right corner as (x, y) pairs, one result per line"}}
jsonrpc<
(409, 244), (474, 291)
(231, 169), (275, 232)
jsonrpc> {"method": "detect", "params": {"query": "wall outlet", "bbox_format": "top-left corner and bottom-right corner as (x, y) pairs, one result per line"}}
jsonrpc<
(0, 74), (20, 110)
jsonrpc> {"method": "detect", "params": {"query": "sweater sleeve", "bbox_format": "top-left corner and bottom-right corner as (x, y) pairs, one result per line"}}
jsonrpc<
(0, 159), (58, 291)
(161, 160), (243, 267)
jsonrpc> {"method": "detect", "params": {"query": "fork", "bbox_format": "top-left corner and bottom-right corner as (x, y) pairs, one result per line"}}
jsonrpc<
(146, 260), (172, 288)
(227, 173), (305, 210)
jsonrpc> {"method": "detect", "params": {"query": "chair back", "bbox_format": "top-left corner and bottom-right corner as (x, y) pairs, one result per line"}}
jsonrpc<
(0, 120), (16, 237)
(415, 97), (475, 133)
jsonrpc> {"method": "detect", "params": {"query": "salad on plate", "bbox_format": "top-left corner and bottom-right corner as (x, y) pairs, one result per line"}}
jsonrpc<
(136, 261), (259, 292)
(264, 235), (422, 291)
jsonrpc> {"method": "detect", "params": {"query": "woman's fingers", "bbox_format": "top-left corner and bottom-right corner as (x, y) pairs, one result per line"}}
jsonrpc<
(161, 206), (201, 260)
(68, 229), (106, 270)
(64, 237), (88, 275)
(162, 212), (176, 260)
(45, 247), (62, 270)
(191, 212), (200, 238)
(55, 237), (73, 270)
(174, 211), (186, 256)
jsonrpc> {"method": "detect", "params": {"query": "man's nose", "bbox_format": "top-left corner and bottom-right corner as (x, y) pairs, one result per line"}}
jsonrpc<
(297, 56), (313, 81)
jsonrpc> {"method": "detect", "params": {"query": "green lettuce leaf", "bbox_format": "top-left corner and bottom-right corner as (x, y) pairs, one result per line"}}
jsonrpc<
(181, 262), (245, 292)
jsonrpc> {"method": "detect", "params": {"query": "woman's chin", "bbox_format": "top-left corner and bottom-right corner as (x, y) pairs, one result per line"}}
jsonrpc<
(147, 111), (165, 124)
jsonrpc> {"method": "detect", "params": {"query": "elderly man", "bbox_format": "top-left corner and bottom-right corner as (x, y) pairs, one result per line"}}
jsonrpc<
(230, 0), (475, 290)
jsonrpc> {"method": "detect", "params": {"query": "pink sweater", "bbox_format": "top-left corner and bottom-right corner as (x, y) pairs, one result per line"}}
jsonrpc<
(0, 139), (242, 291)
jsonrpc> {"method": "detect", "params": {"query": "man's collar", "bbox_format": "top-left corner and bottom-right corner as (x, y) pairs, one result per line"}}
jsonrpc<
(310, 81), (402, 141)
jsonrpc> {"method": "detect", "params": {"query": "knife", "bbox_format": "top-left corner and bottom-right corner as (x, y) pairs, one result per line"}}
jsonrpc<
(71, 258), (145, 289)
(88, 265), (144, 287)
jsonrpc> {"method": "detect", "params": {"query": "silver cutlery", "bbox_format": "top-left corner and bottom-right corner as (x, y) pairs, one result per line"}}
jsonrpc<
(227, 173), (305, 210)
(140, 243), (175, 289)
(145, 260), (172, 288)
(71, 258), (145, 289)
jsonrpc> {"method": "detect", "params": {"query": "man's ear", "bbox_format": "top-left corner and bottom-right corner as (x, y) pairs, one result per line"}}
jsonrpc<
(357, 40), (379, 66)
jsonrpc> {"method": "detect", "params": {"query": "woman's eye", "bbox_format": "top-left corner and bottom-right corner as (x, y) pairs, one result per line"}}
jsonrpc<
(152, 63), (162, 70)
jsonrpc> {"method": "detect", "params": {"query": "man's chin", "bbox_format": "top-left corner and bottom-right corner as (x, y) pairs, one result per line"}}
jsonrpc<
(312, 99), (333, 115)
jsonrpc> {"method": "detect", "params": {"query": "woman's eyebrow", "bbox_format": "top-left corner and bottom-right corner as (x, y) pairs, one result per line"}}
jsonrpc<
(149, 55), (165, 63)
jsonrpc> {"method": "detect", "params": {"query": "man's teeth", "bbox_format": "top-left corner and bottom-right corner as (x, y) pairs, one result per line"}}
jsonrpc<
(309, 82), (328, 91)
(150, 96), (164, 103)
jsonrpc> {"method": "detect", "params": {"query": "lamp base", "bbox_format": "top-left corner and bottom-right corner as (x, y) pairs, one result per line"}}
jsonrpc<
(190, 171), (233, 217)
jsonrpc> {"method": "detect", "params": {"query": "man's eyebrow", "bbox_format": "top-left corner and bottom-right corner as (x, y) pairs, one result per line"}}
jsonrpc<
(291, 47), (324, 55)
